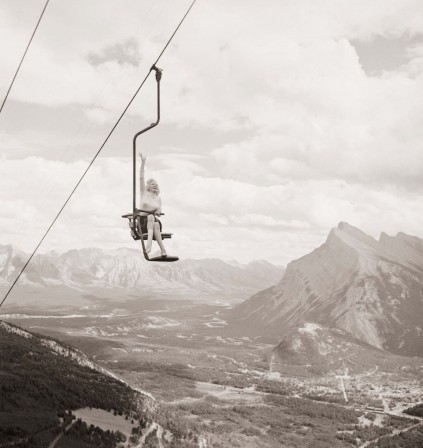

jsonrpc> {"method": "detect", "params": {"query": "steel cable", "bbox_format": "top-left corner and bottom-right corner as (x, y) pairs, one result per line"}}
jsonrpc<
(0, 0), (198, 308)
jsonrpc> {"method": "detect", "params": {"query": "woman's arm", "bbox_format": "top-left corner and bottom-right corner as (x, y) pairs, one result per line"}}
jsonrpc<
(156, 197), (162, 215)
(139, 152), (146, 196)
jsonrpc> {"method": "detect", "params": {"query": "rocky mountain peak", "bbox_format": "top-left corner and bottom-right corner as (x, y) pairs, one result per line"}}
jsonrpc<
(234, 224), (423, 356)
(330, 222), (381, 258)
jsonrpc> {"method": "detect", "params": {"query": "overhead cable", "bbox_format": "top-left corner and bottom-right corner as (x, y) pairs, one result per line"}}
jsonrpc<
(0, 0), (51, 115)
(0, 0), (198, 308)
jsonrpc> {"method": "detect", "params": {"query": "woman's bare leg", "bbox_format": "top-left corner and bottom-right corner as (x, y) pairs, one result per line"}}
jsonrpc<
(145, 215), (155, 253)
(153, 222), (167, 256)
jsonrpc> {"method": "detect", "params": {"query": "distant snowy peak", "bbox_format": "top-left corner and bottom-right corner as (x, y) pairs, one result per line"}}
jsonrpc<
(0, 245), (283, 295)
(235, 223), (423, 356)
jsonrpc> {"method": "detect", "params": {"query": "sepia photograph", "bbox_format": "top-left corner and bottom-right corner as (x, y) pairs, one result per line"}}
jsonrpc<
(1, 1), (423, 447)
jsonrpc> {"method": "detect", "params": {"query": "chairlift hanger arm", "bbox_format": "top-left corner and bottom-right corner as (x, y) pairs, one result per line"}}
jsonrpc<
(132, 65), (163, 214)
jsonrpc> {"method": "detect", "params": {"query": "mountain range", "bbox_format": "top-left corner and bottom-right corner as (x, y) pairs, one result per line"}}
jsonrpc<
(0, 245), (283, 297)
(3, 222), (423, 359)
(234, 222), (423, 357)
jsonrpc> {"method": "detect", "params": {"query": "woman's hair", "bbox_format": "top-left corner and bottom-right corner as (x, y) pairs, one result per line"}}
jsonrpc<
(146, 178), (160, 193)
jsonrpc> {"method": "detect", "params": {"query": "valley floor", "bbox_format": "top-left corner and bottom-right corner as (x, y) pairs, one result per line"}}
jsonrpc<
(3, 295), (423, 448)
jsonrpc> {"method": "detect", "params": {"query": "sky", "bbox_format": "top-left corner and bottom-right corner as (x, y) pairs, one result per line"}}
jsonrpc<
(1, 0), (423, 265)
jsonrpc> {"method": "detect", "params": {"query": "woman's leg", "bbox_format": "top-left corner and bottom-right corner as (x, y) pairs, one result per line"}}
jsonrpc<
(153, 222), (167, 256)
(145, 215), (155, 253)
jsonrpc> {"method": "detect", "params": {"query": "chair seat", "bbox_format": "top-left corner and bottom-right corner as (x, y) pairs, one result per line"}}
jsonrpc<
(122, 212), (138, 219)
(141, 233), (172, 240)
(122, 212), (174, 249)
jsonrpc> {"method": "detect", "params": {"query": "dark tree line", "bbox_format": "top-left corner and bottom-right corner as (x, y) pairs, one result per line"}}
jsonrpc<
(367, 425), (423, 448)
(0, 323), (146, 447)
(404, 403), (423, 418)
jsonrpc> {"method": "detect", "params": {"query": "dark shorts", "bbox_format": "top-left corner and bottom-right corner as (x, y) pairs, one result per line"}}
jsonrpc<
(139, 215), (162, 239)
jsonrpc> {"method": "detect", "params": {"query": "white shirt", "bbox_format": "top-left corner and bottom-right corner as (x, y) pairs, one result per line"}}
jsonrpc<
(139, 191), (161, 215)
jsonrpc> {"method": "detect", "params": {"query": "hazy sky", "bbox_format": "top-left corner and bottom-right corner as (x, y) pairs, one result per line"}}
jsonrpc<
(1, 0), (423, 265)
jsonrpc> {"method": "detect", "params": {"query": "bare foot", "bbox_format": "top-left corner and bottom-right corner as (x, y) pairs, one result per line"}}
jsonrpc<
(161, 250), (167, 258)
(145, 244), (152, 254)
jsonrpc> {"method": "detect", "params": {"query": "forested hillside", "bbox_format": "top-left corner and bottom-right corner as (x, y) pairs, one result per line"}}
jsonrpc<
(0, 320), (146, 447)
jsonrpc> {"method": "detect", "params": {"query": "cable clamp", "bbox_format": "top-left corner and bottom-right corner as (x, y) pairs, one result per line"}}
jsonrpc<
(150, 65), (163, 82)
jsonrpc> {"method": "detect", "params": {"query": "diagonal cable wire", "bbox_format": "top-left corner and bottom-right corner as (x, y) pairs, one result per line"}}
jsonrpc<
(0, 0), (198, 308)
(0, 0), (51, 115)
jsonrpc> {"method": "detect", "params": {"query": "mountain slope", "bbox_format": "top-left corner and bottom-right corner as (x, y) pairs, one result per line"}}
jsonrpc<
(234, 223), (423, 356)
(270, 322), (407, 378)
(0, 320), (146, 447)
(0, 245), (283, 296)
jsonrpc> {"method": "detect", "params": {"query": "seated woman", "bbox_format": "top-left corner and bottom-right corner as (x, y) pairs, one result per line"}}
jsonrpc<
(138, 152), (167, 257)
